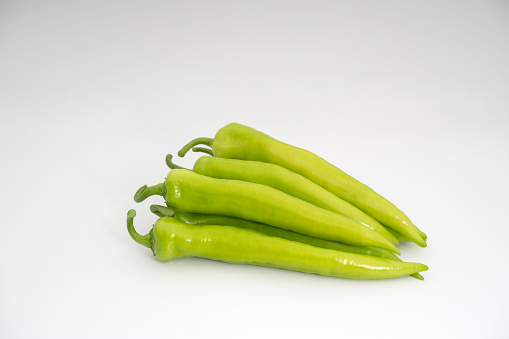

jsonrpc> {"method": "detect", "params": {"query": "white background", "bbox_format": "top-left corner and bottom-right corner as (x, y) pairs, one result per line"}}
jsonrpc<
(1, 1), (508, 338)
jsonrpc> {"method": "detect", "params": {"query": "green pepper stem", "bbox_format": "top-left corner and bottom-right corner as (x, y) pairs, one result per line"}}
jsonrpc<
(133, 183), (165, 203)
(192, 147), (214, 156)
(127, 209), (151, 248)
(178, 137), (213, 157)
(150, 204), (175, 217)
(165, 154), (189, 170)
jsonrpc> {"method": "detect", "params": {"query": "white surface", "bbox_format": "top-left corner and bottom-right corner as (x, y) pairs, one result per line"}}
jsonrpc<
(1, 1), (508, 338)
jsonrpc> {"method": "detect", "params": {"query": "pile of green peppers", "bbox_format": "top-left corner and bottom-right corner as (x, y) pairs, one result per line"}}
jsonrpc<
(128, 123), (428, 280)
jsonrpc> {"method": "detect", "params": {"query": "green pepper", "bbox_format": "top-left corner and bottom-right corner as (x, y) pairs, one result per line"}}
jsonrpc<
(134, 169), (400, 254)
(166, 154), (398, 245)
(178, 122), (427, 247)
(127, 210), (428, 280)
(150, 205), (423, 280)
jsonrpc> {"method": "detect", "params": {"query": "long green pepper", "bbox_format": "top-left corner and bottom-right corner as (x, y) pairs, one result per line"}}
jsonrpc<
(150, 205), (424, 280)
(179, 122), (427, 247)
(127, 210), (428, 279)
(134, 169), (400, 254)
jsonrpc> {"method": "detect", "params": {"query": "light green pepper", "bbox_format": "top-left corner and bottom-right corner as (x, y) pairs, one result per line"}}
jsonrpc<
(150, 205), (424, 280)
(134, 169), (400, 254)
(127, 210), (428, 280)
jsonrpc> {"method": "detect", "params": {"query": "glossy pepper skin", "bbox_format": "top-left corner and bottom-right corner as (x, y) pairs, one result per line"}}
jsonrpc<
(127, 210), (428, 280)
(134, 169), (400, 254)
(150, 205), (423, 280)
(166, 154), (398, 245)
(178, 122), (427, 247)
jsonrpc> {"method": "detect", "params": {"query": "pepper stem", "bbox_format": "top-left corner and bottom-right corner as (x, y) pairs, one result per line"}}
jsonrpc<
(192, 147), (214, 156)
(150, 204), (175, 217)
(127, 209), (151, 248)
(133, 183), (165, 203)
(178, 137), (214, 157)
(165, 154), (189, 170)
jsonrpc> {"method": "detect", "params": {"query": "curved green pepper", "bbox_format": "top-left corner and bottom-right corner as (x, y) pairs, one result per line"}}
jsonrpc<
(134, 169), (400, 254)
(178, 122), (427, 247)
(150, 205), (423, 280)
(166, 154), (398, 245)
(127, 210), (428, 280)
